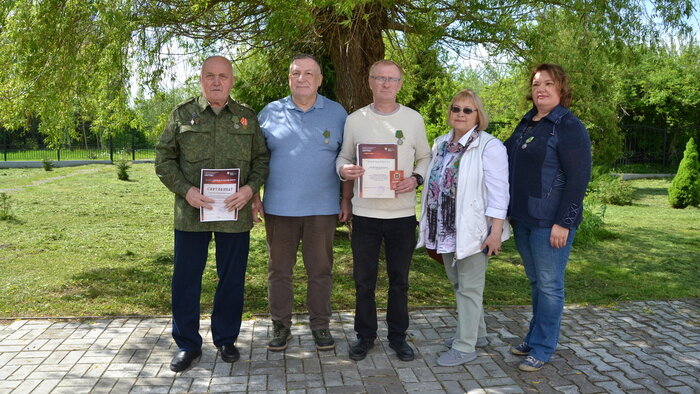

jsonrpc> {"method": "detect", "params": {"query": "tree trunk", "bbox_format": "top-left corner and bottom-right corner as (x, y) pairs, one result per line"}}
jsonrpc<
(315, 3), (387, 113)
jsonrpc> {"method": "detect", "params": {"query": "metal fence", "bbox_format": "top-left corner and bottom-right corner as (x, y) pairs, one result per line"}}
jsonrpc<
(614, 124), (699, 169)
(1, 146), (155, 162)
(1, 135), (155, 162)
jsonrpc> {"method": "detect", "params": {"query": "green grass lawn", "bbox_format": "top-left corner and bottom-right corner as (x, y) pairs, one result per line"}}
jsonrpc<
(0, 164), (698, 317)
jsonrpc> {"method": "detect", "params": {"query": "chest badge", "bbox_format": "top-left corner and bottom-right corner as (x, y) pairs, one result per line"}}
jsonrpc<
(395, 129), (404, 145)
(323, 130), (331, 144)
(521, 136), (534, 149)
(190, 112), (201, 126)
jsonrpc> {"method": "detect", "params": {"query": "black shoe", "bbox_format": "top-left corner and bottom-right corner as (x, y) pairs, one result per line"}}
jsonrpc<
(268, 320), (292, 352)
(389, 339), (415, 361)
(349, 337), (375, 361)
(218, 343), (240, 363)
(170, 350), (202, 372)
(312, 328), (336, 351)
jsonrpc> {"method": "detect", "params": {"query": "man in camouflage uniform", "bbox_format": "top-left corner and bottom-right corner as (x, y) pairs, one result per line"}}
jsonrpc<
(155, 55), (269, 372)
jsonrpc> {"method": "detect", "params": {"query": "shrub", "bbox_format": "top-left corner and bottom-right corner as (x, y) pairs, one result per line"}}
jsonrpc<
(0, 192), (14, 220)
(116, 160), (131, 181)
(41, 158), (54, 171)
(668, 137), (700, 208)
(574, 199), (607, 246)
(588, 174), (634, 205)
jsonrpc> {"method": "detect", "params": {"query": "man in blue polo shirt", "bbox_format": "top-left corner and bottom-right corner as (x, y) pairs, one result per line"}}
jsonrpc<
(254, 54), (351, 352)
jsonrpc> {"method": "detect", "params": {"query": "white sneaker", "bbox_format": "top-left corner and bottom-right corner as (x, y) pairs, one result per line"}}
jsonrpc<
(436, 348), (477, 366)
(444, 336), (488, 348)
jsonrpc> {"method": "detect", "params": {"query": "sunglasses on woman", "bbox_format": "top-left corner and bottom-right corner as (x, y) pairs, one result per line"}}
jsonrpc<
(450, 106), (477, 114)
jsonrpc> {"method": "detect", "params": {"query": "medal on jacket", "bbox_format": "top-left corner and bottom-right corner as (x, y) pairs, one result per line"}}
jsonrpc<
(395, 129), (404, 145)
(323, 130), (331, 144)
(190, 112), (201, 125)
(231, 116), (248, 129)
(521, 136), (534, 149)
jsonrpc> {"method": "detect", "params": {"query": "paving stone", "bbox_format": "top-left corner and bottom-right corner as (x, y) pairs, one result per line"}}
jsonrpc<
(1, 300), (699, 393)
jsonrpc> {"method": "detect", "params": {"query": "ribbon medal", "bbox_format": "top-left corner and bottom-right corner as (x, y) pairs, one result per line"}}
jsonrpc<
(322, 130), (331, 144)
(395, 129), (404, 145)
(231, 116), (247, 129)
(521, 136), (534, 149)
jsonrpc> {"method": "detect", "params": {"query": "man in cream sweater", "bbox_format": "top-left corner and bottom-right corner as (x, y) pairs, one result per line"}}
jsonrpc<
(336, 60), (431, 362)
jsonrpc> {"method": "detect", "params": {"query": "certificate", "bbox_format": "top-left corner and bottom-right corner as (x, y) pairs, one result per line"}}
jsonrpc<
(200, 168), (240, 222)
(357, 143), (399, 198)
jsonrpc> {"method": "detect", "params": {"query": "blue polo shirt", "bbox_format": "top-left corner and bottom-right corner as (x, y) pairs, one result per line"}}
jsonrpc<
(258, 94), (348, 216)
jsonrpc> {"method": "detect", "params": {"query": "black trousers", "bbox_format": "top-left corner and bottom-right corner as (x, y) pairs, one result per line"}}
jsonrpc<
(171, 230), (249, 351)
(351, 215), (417, 343)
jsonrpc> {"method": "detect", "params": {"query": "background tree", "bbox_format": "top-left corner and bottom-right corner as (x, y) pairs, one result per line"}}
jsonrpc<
(0, 0), (696, 164)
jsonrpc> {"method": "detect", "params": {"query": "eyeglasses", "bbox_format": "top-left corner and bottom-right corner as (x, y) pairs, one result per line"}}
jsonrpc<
(450, 106), (477, 115)
(370, 75), (402, 84)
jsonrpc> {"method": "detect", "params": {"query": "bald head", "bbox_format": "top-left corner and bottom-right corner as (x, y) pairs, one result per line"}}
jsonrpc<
(200, 56), (235, 108)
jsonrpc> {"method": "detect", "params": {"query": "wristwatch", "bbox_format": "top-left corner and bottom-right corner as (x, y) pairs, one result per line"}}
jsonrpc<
(411, 173), (424, 186)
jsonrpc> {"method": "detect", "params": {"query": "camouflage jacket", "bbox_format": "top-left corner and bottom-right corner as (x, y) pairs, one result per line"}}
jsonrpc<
(155, 95), (270, 232)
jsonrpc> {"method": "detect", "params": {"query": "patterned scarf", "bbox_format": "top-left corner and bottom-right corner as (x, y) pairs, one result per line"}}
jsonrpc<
(426, 130), (478, 245)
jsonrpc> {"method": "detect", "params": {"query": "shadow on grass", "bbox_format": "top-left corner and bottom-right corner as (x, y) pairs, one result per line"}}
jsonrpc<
(57, 251), (173, 314)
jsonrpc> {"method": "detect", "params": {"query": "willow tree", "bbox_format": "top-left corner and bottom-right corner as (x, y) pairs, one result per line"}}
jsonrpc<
(0, 0), (695, 143)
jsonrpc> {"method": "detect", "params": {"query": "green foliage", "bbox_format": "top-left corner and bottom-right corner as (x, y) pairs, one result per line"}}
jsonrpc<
(515, 8), (628, 164)
(41, 158), (54, 171)
(619, 43), (700, 129)
(619, 43), (700, 162)
(588, 175), (635, 206)
(0, 0), (696, 161)
(116, 160), (131, 181)
(132, 86), (199, 141)
(0, 192), (14, 221)
(0, 0), (135, 145)
(574, 199), (608, 246)
(668, 137), (700, 208)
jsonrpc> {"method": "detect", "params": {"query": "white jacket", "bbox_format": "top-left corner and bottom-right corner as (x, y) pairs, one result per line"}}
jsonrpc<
(417, 129), (510, 260)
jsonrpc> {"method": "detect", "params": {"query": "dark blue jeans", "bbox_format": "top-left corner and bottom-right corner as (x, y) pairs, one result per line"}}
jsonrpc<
(513, 221), (576, 362)
(351, 215), (417, 343)
(171, 230), (250, 351)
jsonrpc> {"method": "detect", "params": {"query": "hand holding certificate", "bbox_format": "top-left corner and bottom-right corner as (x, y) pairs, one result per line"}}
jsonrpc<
(357, 143), (400, 198)
(200, 169), (240, 222)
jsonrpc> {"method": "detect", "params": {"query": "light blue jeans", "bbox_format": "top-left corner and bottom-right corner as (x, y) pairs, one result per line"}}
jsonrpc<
(513, 221), (576, 362)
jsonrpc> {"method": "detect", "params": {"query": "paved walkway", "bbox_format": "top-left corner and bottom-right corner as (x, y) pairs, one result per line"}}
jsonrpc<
(1, 299), (698, 393)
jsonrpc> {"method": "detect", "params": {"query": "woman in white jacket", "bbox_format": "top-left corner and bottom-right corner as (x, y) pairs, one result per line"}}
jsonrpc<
(417, 89), (509, 366)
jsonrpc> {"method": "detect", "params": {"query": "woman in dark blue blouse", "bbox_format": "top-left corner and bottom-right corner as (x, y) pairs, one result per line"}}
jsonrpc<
(504, 64), (592, 372)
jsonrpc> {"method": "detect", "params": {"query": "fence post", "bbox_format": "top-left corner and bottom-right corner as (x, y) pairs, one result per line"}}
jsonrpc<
(57, 148), (60, 161)
(131, 128), (136, 161)
(109, 135), (114, 163)
(2, 127), (6, 162)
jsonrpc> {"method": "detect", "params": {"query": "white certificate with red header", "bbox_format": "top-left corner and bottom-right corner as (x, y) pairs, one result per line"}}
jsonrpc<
(357, 143), (398, 198)
(200, 168), (240, 222)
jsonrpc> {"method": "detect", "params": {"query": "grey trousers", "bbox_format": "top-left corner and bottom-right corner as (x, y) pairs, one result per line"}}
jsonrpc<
(442, 251), (487, 353)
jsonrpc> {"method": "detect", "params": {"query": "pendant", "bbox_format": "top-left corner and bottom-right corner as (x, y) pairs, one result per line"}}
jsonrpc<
(324, 138), (329, 144)
(521, 143), (528, 149)
(234, 124), (240, 129)
(397, 138), (404, 145)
